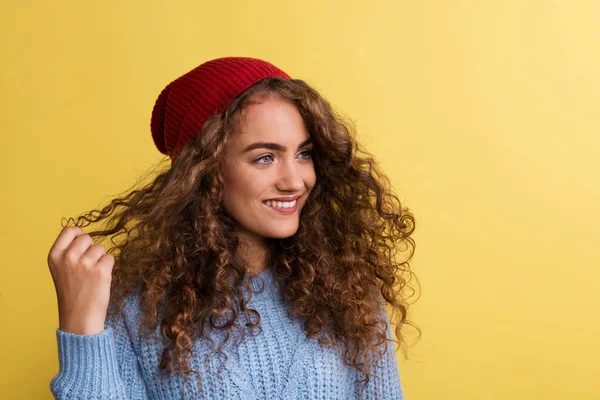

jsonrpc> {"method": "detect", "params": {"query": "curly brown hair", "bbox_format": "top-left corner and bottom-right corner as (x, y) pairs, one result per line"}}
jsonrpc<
(63, 77), (420, 399)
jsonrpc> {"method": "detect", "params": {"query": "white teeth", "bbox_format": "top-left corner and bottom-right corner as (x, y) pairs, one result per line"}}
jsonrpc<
(264, 199), (297, 208)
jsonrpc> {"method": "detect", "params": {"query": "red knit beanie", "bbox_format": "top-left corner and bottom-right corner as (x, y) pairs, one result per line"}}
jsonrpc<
(150, 56), (291, 158)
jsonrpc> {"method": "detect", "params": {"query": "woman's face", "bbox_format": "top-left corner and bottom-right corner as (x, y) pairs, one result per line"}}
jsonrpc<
(221, 95), (316, 242)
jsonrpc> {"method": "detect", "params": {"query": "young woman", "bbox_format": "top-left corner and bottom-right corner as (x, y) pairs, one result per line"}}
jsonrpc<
(47, 56), (418, 399)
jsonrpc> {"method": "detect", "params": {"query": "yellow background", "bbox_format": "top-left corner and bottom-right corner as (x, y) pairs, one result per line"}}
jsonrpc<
(1, 1), (598, 398)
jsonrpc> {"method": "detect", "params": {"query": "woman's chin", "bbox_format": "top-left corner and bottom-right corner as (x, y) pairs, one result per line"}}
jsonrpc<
(264, 226), (299, 239)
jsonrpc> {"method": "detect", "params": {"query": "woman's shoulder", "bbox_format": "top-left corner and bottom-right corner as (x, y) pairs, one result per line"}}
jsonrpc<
(105, 289), (148, 337)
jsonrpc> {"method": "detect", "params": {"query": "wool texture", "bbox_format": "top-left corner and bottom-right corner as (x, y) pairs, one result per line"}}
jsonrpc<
(150, 57), (291, 159)
(50, 268), (404, 399)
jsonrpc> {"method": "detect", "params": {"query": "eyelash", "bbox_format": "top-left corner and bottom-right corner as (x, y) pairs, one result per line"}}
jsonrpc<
(254, 150), (313, 164)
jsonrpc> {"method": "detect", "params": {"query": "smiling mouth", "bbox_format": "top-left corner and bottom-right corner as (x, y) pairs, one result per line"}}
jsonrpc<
(262, 199), (298, 208)
(261, 198), (300, 215)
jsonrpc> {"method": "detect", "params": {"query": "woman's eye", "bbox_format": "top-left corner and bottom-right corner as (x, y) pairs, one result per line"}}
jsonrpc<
(298, 150), (313, 159)
(254, 151), (312, 164)
(255, 154), (274, 164)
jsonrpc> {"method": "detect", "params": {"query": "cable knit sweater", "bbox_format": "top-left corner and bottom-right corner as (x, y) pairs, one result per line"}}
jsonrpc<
(50, 268), (405, 399)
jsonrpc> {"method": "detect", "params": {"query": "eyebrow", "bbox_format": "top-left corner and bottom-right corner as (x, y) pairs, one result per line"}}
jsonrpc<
(242, 138), (312, 153)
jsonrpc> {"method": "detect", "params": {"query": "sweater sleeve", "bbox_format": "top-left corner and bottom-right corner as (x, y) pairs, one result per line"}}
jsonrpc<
(362, 309), (405, 400)
(50, 305), (151, 400)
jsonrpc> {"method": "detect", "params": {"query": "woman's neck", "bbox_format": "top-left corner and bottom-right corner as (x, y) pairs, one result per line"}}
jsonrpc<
(236, 230), (270, 276)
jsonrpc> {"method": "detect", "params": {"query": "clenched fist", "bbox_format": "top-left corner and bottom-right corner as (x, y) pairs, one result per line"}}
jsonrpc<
(47, 226), (114, 335)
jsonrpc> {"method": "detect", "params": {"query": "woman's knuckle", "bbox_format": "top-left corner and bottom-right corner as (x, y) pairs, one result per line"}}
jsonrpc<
(64, 251), (78, 265)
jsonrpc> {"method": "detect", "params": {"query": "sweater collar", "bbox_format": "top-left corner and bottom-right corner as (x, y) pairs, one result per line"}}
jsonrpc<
(245, 267), (279, 293)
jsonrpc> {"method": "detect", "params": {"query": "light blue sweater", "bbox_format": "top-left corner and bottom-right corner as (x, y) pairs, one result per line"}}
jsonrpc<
(50, 268), (405, 399)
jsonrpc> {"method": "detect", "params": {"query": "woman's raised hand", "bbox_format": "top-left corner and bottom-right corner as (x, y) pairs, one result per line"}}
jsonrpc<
(47, 226), (114, 335)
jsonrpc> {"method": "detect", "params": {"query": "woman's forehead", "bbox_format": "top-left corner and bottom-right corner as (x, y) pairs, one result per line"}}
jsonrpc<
(231, 98), (310, 147)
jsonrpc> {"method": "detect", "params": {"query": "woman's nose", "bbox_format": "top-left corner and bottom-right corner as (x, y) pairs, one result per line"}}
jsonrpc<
(276, 160), (304, 191)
